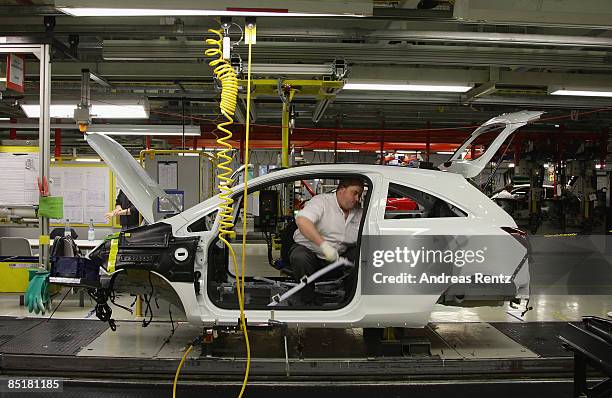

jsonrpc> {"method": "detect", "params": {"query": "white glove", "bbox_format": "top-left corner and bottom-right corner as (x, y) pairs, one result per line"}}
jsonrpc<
(319, 241), (339, 262)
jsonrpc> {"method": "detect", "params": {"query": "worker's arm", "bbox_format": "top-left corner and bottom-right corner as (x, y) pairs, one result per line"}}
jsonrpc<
(105, 205), (128, 220)
(296, 216), (324, 246)
(296, 216), (338, 262)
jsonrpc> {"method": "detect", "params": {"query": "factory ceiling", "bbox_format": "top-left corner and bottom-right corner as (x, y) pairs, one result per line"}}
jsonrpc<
(0, 0), (612, 152)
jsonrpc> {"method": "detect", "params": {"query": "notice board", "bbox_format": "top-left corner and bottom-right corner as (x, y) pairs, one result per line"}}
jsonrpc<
(0, 146), (115, 226)
(0, 147), (40, 206)
(48, 164), (114, 226)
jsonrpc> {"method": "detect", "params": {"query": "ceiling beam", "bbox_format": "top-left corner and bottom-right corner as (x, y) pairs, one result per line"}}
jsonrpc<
(35, 62), (612, 85)
(462, 67), (499, 102)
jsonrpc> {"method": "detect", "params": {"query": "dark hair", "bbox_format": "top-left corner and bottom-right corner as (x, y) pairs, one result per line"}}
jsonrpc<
(337, 178), (364, 190)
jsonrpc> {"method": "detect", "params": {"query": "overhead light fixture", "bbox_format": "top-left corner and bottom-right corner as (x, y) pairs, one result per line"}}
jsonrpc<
(508, 163), (516, 168)
(0, 122), (200, 136)
(87, 125), (200, 136)
(0, 117), (10, 121)
(58, 7), (363, 17)
(0, 77), (6, 82)
(20, 99), (149, 119)
(436, 151), (455, 155)
(550, 89), (612, 97)
(343, 83), (472, 92)
(56, 0), (373, 16)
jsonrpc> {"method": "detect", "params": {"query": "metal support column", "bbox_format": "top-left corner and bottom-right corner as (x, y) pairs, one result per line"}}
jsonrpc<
(38, 44), (51, 268)
(281, 102), (289, 167)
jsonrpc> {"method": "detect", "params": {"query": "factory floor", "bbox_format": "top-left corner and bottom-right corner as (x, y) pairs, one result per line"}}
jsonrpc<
(0, 290), (606, 367)
(0, 292), (595, 398)
(0, 244), (607, 397)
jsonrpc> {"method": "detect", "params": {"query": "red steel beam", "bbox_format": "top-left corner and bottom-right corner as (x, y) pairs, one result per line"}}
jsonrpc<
(54, 128), (61, 158)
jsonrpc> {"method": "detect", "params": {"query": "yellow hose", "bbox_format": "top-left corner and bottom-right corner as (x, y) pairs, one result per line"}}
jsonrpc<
(172, 344), (193, 398)
(205, 28), (251, 398)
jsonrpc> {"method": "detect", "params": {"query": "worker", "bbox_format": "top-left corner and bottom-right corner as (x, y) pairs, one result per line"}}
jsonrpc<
(289, 178), (364, 304)
(105, 189), (140, 230)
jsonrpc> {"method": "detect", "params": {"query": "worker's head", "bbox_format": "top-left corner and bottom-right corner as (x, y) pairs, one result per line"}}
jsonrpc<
(336, 178), (364, 211)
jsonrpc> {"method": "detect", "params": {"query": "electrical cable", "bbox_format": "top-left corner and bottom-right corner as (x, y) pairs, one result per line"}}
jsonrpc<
(44, 288), (70, 322)
(141, 293), (151, 327)
(21, 288), (71, 335)
(169, 305), (175, 335)
(141, 270), (155, 327)
(87, 288), (116, 331)
(108, 271), (133, 314)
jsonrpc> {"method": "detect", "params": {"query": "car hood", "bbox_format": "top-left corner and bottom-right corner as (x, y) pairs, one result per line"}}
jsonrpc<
(440, 110), (543, 178)
(86, 133), (170, 224)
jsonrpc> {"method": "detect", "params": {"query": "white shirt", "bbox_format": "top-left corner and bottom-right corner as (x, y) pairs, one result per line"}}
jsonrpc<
(293, 192), (363, 256)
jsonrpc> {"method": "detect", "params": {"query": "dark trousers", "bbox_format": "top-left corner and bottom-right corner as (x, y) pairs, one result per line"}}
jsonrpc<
(288, 243), (358, 304)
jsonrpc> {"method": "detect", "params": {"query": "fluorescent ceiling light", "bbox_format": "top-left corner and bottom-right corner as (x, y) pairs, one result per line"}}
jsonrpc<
(87, 125), (200, 136)
(59, 7), (355, 17)
(0, 117), (9, 121)
(0, 122), (199, 137)
(508, 163), (515, 168)
(550, 89), (612, 97)
(343, 83), (472, 92)
(436, 151), (455, 155)
(20, 102), (149, 119)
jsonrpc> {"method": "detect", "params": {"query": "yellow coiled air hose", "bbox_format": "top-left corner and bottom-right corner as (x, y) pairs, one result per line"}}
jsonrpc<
(206, 28), (251, 398)
(172, 28), (251, 398)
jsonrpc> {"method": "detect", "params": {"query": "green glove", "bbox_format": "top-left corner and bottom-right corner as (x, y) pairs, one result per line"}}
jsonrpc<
(25, 270), (50, 315)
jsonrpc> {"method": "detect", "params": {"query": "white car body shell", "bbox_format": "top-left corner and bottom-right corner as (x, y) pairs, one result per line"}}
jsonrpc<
(86, 111), (539, 328)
